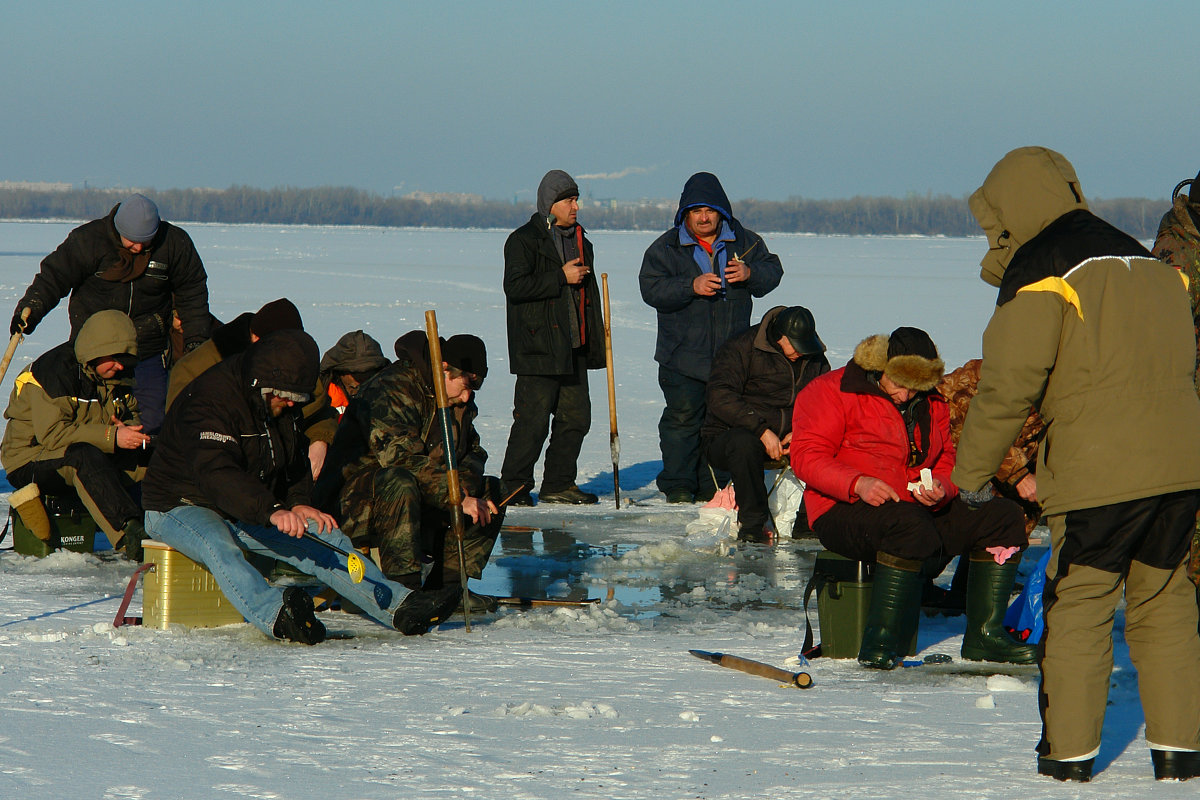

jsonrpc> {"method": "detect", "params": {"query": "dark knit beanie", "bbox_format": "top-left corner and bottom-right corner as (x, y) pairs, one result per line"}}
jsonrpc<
(114, 194), (160, 243)
(887, 327), (939, 361)
(442, 334), (488, 386)
(883, 327), (944, 391)
(250, 298), (304, 337)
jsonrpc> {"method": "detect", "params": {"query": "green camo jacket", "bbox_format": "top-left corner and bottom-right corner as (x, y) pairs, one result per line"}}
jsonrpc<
(1151, 191), (1200, 393)
(340, 359), (486, 509)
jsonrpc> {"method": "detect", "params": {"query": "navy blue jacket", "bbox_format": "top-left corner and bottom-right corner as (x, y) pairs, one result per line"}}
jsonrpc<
(639, 176), (782, 381)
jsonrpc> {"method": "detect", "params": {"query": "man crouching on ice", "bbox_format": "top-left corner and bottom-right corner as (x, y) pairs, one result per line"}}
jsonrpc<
(141, 329), (459, 644)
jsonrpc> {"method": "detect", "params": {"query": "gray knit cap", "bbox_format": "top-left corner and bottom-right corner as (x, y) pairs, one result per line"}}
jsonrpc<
(113, 194), (160, 243)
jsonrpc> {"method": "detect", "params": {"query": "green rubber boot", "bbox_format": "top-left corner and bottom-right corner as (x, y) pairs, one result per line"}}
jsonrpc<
(961, 551), (1039, 664)
(858, 552), (924, 670)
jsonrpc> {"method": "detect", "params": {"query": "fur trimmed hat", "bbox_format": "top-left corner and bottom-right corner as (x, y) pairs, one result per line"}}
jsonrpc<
(852, 327), (944, 391)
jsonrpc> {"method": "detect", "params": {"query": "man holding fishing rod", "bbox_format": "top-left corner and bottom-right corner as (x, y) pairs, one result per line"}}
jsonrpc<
(315, 330), (504, 615)
(142, 328), (459, 644)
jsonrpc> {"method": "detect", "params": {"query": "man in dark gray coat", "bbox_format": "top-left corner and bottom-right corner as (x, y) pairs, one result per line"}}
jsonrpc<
(499, 170), (604, 506)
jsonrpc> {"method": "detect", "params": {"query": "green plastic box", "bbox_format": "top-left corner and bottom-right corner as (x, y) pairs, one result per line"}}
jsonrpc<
(9, 494), (101, 557)
(814, 551), (917, 659)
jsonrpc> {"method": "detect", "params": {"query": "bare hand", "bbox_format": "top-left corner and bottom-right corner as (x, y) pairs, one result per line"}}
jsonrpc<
(760, 429), (784, 461)
(112, 416), (151, 450)
(562, 258), (589, 285)
(725, 258), (750, 283)
(692, 272), (722, 296)
(854, 476), (900, 506)
(270, 508), (309, 538)
(912, 477), (947, 507)
(308, 440), (328, 480)
(291, 504), (337, 534)
(462, 494), (497, 525)
(1015, 474), (1038, 502)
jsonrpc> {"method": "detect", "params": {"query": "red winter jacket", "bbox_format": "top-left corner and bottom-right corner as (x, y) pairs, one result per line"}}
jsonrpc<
(790, 361), (958, 524)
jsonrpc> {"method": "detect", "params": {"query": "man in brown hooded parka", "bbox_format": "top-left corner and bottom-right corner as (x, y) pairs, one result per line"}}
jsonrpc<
(953, 147), (1200, 782)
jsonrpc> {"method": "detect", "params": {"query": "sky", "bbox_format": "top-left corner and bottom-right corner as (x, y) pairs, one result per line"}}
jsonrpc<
(2, 1), (1197, 203)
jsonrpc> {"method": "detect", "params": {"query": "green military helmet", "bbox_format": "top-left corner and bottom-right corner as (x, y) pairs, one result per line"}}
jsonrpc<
(769, 306), (825, 356)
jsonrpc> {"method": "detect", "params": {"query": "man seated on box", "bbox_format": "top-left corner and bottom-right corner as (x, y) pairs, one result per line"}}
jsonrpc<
(789, 326), (1036, 669)
(700, 305), (830, 542)
(2, 310), (151, 559)
(141, 328), (461, 645)
(314, 330), (504, 614)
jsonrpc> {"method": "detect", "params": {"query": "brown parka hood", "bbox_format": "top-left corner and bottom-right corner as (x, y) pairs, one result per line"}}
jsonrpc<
(969, 146), (1088, 287)
(74, 310), (138, 366)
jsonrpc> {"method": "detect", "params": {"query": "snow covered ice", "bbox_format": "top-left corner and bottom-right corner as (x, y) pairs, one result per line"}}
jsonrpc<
(0, 221), (1189, 798)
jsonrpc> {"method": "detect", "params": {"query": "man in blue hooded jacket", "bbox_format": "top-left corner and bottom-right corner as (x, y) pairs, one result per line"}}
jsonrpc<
(639, 173), (783, 503)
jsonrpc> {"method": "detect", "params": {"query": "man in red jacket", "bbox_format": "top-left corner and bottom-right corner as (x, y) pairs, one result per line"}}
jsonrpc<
(790, 327), (1034, 669)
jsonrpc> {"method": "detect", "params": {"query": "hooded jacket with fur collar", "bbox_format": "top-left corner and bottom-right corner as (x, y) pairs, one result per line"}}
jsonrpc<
(790, 334), (957, 525)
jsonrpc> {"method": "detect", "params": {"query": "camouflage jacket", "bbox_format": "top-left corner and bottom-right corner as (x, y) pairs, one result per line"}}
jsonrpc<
(939, 359), (1045, 532)
(317, 356), (487, 511)
(1152, 191), (1200, 392)
(938, 359), (1045, 487)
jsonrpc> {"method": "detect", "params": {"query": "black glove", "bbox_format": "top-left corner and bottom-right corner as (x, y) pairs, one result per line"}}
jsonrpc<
(10, 304), (38, 336)
(959, 483), (996, 509)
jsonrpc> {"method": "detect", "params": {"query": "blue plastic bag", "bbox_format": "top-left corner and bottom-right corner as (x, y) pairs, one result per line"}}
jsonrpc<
(1003, 548), (1050, 645)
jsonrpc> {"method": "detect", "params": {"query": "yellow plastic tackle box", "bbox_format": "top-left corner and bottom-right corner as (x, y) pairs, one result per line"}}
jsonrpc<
(141, 540), (245, 629)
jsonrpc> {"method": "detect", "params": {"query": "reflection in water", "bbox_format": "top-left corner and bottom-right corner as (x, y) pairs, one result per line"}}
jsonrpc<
(474, 526), (821, 618)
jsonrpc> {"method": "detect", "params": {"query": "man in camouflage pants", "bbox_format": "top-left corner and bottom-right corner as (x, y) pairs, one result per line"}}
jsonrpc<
(1153, 169), (1200, 587)
(315, 329), (503, 611)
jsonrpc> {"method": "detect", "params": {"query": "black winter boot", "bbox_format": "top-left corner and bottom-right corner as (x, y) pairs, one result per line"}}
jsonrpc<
(120, 517), (148, 563)
(1037, 756), (1093, 782)
(392, 586), (460, 635)
(961, 551), (1038, 664)
(1153, 750), (1200, 781)
(858, 552), (924, 670)
(273, 587), (326, 645)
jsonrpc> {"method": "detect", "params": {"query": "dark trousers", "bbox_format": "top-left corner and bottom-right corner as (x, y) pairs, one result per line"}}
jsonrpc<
(656, 366), (720, 496)
(7, 443), (145, 543)
(500, 354), (591, 494)
(134, 353), (169, 435)
(704, 427), (769, 533)
(812, 496), (1027, 563)
(339, 468), (505, 580)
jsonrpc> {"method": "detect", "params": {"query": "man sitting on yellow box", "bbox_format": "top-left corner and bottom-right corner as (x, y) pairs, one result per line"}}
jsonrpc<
(140, 328), (461, 644)
(2, 310), (151, 559)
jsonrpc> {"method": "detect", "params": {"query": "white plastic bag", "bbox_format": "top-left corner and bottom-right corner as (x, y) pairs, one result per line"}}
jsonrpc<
(767, 468), (805, 539)
(684, 485), (739, 548)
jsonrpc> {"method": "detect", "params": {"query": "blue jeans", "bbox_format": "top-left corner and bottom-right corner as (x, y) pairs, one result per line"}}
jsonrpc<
(145, 506), (412, 638)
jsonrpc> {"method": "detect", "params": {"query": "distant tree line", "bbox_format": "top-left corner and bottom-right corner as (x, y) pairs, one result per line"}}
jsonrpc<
(0, 186), (1171, 240)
